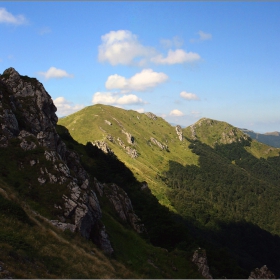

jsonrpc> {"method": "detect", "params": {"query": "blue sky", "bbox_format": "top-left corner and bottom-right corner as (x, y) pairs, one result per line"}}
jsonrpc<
(1, 2), (280, 133)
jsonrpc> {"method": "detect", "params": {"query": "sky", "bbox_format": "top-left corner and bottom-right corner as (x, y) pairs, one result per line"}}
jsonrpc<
(0, 2), (280, 133)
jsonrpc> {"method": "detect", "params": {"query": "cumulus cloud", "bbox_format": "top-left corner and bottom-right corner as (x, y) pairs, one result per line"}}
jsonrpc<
(170, 109), (184, 116)
(105, 69), (168, 92)
(0, 7), (27, 25)
(53, 97), (84, 117)
(180, 91), (200, 101)
(98, 30), (156, 66)
(135, 108), (145, 113)
(98, 30), (201, 66)
(151, 49), (200, 65)
(38, 67), (74, 80)
(92, 92), (146, 106)
(190, 30), (212, 43)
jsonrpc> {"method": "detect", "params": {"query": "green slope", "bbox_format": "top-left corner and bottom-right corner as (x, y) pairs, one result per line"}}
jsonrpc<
(59, 107), (280, 278)
(58, 104), (199, 209)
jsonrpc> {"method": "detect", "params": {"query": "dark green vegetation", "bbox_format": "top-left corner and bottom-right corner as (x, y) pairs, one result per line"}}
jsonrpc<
(59, 105), (280, 278)
(241, 128), (280, 148)
(0, 125), (201, 279)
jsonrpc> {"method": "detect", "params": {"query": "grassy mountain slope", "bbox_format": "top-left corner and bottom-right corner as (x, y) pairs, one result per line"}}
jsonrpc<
(58, 105), (199, 208)
(59, 107), (280, 278)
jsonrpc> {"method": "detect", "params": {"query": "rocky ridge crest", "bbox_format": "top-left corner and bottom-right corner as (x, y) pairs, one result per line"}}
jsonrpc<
(0, 68), (113, 254)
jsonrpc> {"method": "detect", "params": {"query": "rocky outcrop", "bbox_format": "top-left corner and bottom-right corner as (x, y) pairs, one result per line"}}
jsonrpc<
(0, 68), (113, 255)
(150, 137), (168, 150)
(249, 265), (276, 279)
(93, 178), (146, 234)
(175, 125), (183, 141)
(104, 120), (112, 125)
(192, 248), (212, 279)
(117, 137), (138, 158)
(92, 140), (114, 155)
(145, 112), (157, 120)
(122, 129), (134, 144)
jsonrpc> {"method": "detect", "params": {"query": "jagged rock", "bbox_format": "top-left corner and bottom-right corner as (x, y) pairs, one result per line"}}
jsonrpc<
(150, 137), (168, 150)
(249, 265), (276, 279)
(145, 112), (157, 120)
(93, 179), (146, 234)
(0, 68), (113, 255)
(104, 120), (112, 125)
(106, 134), (114, 142)
(175, 125), (183, 141)
(122, 129), (134, 144)
(192, 248), (212, 279)
(92, 140), (114, 155)
(117, 137), (138, 158)
(190, 124), (197, 140)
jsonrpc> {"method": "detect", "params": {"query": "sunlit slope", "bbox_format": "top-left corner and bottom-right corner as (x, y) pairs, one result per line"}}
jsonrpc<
(184, 117), (280, 158)
(58, 104), (199, 207)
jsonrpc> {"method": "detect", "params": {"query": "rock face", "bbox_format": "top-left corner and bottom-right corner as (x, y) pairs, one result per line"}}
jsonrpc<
(92, 140), (114, 155)
(122, 129), (134, 144)
(93, 178), (146, 234)
(117, 137), (138, 158)
(249, 265), (276, 279)
(175, 125), (183, 141)
(145, 112), (157, 120)
(150, 137), (168, 150)
(0, 68), (113, 255)
(192, 248), (213, 279)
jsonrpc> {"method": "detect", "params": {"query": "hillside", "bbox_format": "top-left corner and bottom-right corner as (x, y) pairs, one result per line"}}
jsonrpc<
(59, 106), (280, 278)
(1, 68), (280, 278)
(240, 128), (280, 148)
(0, 68), (201, 279)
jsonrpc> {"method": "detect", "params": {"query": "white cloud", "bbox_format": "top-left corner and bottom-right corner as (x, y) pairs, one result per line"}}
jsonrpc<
(0, 7), (27, 25)
(160, 36), (184, 49)
(170, 109), (184, 116)
(92, 92), (146, 105)
(135, 108), (145, 113)
(190, 30), (212, 43)
(38, 67), (74, 80)
(98, 30), (156, 66)
(106, 69), (168, 92)
(98, 30), (201, 66)
(151, 49), (201, 65)
(53, 97), (84, 117)
(180, 91), (200, 101)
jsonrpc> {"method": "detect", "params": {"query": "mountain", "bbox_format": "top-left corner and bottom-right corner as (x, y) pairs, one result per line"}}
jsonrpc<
(240, 128), (280, 148)
(1, 68), (280, 279)
(0, 68), (201, 278)
(59, 105), (280, 278)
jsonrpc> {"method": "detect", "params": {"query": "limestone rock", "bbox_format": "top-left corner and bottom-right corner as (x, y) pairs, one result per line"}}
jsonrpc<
(150, 137), (168, 150)
(117, 137), (138, 158)
(122, 129), (134, 144)
(249, 265), (276, 279)
(0, 68), (113, 255)
(175, 125), (183, 141)
(145, 112), (157, 120)
(93, 180), (146, 234)
(192, 248), (212, 279)
(92, 140), (114, 155)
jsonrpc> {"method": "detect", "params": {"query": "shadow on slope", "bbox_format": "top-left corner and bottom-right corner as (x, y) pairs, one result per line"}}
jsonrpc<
(163, 139), (280, 277)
